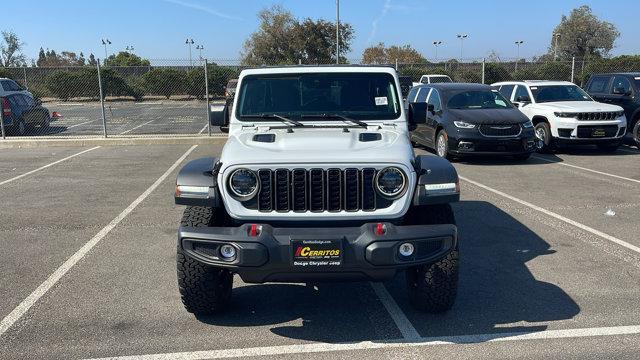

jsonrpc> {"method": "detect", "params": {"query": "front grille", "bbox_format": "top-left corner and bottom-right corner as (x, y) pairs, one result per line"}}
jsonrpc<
(576, 125), (619, 138)
(256, 168), (380, 212)
(576, 112), (619, 121)
(478, 124), (521, 137)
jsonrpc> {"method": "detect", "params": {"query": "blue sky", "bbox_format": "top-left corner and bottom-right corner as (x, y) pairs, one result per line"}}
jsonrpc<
(3, 0), (638, 63)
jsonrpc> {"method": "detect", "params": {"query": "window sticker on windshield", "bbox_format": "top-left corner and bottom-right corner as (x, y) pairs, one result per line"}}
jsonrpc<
(530, 86), (538, 90)
(375, 97), (388, 106)
(635, 77), (640, 80)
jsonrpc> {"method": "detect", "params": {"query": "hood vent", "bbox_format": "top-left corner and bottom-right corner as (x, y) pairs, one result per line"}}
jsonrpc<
(252, 134), (276, 143)
(359, 133), (382, 142)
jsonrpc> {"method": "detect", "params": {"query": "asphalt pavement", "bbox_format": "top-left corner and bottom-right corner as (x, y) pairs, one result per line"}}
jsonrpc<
(0, 143), (639, 359)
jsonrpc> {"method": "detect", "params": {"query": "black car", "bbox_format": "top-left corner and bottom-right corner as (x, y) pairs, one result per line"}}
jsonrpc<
(1, 93), (51, 136)
(406, 83), (537, 160)
(585, 73), (640, 148)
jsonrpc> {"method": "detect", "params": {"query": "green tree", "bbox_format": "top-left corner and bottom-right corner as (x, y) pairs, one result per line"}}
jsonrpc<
(105, 51), (151, 67)
(0, 31), (26, 66)
(88, 53), (97, 66)
(549, 5), (619, 59)
(142, 68), (186, 99)
(362, 43), (426, 64)
(241, 5), (354, 65)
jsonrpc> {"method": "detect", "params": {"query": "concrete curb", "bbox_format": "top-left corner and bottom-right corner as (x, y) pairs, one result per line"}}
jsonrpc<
(0, 136), (228, 148)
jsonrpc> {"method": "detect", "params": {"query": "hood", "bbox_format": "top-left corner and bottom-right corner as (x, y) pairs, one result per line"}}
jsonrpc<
(219, 126), (414, 167)
(448, 108), (530, 125)
(534, 101), (623, 112)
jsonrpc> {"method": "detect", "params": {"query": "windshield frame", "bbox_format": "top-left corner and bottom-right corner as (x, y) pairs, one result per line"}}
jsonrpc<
(530, 84), (593, 103)
(445, 89), (515, 110)
(234, 72), (402, 122)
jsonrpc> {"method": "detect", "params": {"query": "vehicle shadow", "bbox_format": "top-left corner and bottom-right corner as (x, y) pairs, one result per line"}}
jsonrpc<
(196, 201), (580, 344)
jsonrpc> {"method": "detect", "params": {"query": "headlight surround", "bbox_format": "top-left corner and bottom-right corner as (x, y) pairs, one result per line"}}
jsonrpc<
(375, 167), (407, 199)
(554, 112), (576, 118)
(522, 120), (534, 128)
(453, 121), (476, 129)
(228, 168), (259, 199)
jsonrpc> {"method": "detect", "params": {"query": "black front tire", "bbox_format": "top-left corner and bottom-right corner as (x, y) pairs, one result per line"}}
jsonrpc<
(177, 206), (233, 315)
(405, 204), (458, 313)
(534, 122), (554, 153)
(633, 120), (640, 149)
(436, 130), (452, 160)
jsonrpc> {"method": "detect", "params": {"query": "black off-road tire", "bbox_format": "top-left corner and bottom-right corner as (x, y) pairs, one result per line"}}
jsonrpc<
(534, 122), (554, 153)
(633, 120), (640, 149)
(405, 204), (458, 313)
(177, 206), (233, 315)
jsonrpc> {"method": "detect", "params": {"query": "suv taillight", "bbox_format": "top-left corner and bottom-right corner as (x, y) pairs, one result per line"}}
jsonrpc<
(1, 98), (11, 118)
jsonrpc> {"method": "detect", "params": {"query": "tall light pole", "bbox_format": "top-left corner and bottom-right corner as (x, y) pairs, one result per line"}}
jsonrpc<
(456, 34), (468, 61)
(196, 45), (204, 61)
(433, 41), (443, 62)
(186, 38), (194, 68)
(101, 39), (111, 64)
(336, 0), (340, 64)
(553, 33), (561, 60)
(514, 40), (524, 71)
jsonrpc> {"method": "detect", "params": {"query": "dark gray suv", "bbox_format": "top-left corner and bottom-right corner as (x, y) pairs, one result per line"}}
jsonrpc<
(586, 73), (640, 148)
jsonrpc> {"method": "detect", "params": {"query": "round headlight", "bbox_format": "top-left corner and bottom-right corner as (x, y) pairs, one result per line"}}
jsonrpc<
(375, 167), (406, 198)
(228, 169), (258, 199)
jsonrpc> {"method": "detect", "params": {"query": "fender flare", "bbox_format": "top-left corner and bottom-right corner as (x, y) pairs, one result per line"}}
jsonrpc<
(174, 157), (222, 207)
(412, 155), (460, 206)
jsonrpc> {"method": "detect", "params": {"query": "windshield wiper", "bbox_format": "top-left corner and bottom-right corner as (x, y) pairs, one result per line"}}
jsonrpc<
(242, 113), (304, 127)
(301, 113), (369, 127)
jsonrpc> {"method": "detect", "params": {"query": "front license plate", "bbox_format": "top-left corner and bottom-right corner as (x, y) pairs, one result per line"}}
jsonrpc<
(292, 239), (342, 267)
(592, 128), (606, 137)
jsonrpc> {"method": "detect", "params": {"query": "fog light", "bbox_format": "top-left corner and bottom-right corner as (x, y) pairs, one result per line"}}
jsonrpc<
(219, 244), (236, 259)
(399, 243), (414, 257)
(458, 141), (474, 150)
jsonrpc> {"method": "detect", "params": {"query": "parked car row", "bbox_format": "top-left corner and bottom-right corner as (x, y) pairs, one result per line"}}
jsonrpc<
(404, 72), (639, 160)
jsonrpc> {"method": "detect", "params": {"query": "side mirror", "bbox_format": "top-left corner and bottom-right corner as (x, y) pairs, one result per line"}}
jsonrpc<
(408, 102), (428, 124)
(209, 103), (229, 127)
(516, 95), (531, 103)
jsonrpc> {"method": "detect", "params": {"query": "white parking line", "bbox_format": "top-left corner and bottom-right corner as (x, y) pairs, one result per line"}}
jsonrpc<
(0, 145), (198, 337)
(198, 124), (208, 134)
(66, 119), (98, 129)
(0, 146), (100, 186)
(532, 155), (640, 185)
(460, 176), (640, 255)
(119, 119), (157, 135)
(370, 282), (421, 340)
(84, 324), (640, 360)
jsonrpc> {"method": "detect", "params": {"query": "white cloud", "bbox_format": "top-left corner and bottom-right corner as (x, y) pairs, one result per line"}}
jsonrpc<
(367, 0), (393, 44)
(163, 0), (242, 21)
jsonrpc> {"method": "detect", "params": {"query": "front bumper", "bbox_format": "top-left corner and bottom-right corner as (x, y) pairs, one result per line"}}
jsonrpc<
(550, 117), (626, 143)
(179, 222), (457, 283)
(448, 127), (537, 156)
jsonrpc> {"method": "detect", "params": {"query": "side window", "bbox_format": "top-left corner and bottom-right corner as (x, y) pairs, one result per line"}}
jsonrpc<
(427, 89), (442, 112)
(611, 76), (632, 95)
(587, 76), (610, 93)
(514, 85), (529, 101)
(6, 80), (21, 91)
(415, 88), (430, 103)
(498, 85), (515, 100)
(0, 80), (10, 91)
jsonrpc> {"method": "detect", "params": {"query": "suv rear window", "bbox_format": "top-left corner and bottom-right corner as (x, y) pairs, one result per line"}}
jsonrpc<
(588, 76), (610, 93)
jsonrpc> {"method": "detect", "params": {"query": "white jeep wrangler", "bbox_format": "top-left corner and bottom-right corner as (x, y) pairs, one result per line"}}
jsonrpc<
(174, 66), (461, 315)
(493, 80), (627, 152)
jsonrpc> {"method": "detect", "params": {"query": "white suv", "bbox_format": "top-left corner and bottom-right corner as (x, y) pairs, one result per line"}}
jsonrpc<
(492, 80), (627, 152)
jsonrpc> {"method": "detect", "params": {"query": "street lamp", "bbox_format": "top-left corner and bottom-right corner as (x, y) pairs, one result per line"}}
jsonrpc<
(101, 38), (111, 62)
(553, 33), (561, 60)
(514, 40), (524, 71)
(433, 41), (443, 61)
(185, 38), (195, 67)
(456, 34), (468, 60)
(195, 45), (204, 61)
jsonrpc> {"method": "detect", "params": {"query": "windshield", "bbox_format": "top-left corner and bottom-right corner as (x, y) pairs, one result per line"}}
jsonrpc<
(446, 90), (512, 110)
(236, 73), (401, 120)
(530, 85), (592, 103)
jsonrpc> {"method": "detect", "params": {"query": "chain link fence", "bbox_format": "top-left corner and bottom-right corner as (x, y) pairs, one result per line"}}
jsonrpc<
(1, 56), (639, 139)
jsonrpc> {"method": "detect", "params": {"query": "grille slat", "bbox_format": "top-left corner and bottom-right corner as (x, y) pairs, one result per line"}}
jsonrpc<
(577, 112), (618, 121)
(478, 124), (521, 137)
(256, 168), (380, 213)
